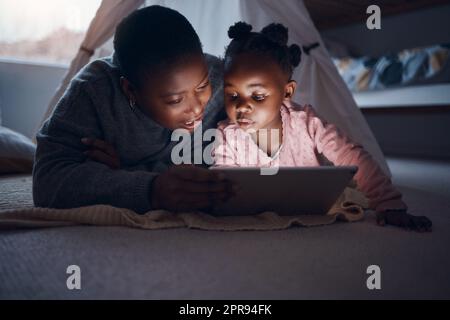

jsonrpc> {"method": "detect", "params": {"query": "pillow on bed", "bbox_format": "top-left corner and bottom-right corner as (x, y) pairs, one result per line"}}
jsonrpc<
(333, 44), (450, 92)
(0, 126), (36, 174)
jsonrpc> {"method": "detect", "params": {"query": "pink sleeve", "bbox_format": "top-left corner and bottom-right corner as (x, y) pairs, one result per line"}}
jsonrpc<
(212, 123), (238, 167)
(304, 105), (407, 212)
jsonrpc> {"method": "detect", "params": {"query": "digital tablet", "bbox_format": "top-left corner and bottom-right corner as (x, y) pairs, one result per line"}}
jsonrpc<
(210, 166), (358, 216)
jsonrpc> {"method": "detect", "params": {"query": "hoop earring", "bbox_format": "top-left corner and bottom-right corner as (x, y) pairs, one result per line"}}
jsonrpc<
(129, 99), (136, 112)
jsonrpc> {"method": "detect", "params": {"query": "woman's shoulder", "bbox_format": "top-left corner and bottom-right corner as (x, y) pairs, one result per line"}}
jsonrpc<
(63, 55), (123, 106)
(74, 55), (121, 85)
(51, 56), (124, 119)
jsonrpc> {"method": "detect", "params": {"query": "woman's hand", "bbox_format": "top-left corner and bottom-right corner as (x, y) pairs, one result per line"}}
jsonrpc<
(376, 210), (432, 232)
(150, 164), (235, 212)
(81, 138), (120, 169)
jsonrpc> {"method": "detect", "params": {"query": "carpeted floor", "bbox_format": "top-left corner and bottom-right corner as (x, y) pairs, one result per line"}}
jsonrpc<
(0, 158), (449, 299)
(388, 157), (450, 199)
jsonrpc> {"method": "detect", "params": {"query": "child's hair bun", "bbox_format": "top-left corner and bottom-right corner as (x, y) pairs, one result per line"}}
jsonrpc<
(289, 44), (302, 67)
(228, 22), (253, 40)
(261, 23), (288, 46)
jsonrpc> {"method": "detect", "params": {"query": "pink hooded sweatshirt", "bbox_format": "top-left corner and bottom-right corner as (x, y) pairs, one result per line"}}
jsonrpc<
(212, 100), (407, 212)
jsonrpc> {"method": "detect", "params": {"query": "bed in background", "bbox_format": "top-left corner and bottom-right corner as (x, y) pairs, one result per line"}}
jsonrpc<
(328, 41), (450, 160)
(333, 43), (450, 92)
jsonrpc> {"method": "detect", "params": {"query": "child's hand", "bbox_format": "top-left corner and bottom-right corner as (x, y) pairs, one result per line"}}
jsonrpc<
(81, 137), (120, 170)
(376, 210), (432, 232)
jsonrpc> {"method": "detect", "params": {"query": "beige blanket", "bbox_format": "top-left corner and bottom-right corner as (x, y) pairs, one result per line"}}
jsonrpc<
(0, 187), (367, 231)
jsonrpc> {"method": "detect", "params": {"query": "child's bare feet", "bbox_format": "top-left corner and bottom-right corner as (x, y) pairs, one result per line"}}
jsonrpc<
(376, 210), (432, 232)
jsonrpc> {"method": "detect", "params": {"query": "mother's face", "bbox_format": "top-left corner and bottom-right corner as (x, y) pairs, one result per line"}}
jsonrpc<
(122, 54), (212, 132)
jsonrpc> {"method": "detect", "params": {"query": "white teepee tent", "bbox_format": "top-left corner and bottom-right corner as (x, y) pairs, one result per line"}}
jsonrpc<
(37, 0), (391, 175)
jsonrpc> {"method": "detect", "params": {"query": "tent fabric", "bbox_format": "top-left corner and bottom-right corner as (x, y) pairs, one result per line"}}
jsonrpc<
(36, 0), (145, 137)
(36, 0), (390, 175)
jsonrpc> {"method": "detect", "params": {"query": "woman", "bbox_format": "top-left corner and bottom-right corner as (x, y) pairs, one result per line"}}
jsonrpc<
(33, 6), (231, 214)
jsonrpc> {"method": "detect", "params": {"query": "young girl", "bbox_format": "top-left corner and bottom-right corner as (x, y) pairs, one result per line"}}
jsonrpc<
(213, 22), (432, 231)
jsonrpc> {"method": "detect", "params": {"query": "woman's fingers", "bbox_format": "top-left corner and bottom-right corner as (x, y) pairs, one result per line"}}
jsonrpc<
(174, 180), (234, 207)
(151, 167), (235, 211)
(82, 137), (120, 169)
(81, 137), (117, 157)
(171, 164), (226, 182)
(84, 149), (120, 169)
(169, 165), (234, 204)
(179, 179), (233, 194)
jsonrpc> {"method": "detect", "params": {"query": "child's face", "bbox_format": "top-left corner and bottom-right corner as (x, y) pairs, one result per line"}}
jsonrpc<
(224, 53), (296, 132)
(124, 54), (212, 132)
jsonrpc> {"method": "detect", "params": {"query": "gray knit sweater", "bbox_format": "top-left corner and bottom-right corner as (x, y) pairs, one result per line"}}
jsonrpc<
(33, 54), (226, 213)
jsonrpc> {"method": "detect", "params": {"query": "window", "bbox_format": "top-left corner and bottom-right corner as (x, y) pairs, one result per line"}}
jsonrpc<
(0, 0), (101, 65)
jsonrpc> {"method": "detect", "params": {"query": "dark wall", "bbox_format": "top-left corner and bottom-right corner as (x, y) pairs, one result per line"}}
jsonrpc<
(363, 107), (450, 159)
(322, 4), (450, 57)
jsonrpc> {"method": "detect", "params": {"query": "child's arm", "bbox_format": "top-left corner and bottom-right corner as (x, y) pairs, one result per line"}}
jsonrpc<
(304, 106), (431, 231)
